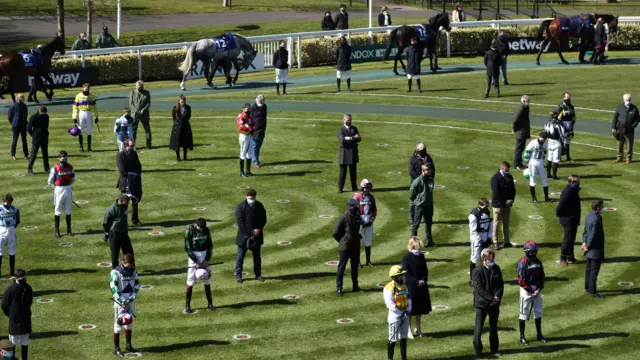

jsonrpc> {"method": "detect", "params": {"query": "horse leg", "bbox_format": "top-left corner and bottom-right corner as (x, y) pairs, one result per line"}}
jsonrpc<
(203, 57), (215, 88)
(429, 53), (435, 72)
(41, 72), (55, 101)
(434, 53), (441, 70)
(233, 62), (240, 85)
(180, 71), (188, 91)
(536, 39), (547, 66)
(557, 39), (569, 64)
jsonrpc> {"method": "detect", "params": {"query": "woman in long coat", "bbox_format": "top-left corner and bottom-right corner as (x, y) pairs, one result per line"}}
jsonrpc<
(401, 236), (432, 338)
(169, 95), (193, 161)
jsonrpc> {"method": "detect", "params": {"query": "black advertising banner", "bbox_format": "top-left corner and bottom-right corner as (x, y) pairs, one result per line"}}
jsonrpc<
(491, 37), (569, 54)
(15, 67), (100, 92)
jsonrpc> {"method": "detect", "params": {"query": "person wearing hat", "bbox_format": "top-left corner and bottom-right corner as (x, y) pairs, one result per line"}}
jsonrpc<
(48, 150), (75, 238)
(410, 164), (435, 247)
(110, 254), (139, 356)
(0, 193), (20, 278)
(469, 198), (493, 285)
(484, 39), (502, 98)
(384, 265), (411, 360)
(336, 36), (352, 93)
(332, 199), (363, 296)
(0, 339), (16, 359)
(516, 241), (547, 345)
(184, 218), (214, 313)
(352, 179), (377, 267)
(96, 26), (119, 48)
(26, 105), (50, 175)
(237, 103), (256, 178)
(524, 132), (550, 204)
(2, 269), (32, 360)
(103, 194), (133, 269)
(472, 249), (503, 357)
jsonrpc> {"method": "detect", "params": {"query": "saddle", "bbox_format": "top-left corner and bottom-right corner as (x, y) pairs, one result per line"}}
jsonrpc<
(18, 51), (40, 67)
(556, 16), (591, 35)
(212, 32), (237, 52)
(415, 25), (427, 41)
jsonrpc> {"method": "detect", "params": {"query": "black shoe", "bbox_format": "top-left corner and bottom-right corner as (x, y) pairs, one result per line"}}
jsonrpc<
(502, 242), (513, 248)
(114, 348), (124, 357)
(352, 286), (363, 293)
(125, 345), (137, 353)
(336, 289), (342, 297)
(241, 172), (248, 178)
(55, 232), (61, 239)
(546, 198), (553, 203)
(504, 81), (510, 85)
(255, 276), (265, 282)
(537, 335), (547, 343)
(236, 276), (243, 284)
(246, 170), (253, 176)
(591, 293), (605, 299)
(67, 231), (74, 236)
(366, 262), (374, 268)
(553, 175), (560, 180)
(532, 199), (540, 204)
(28, 169), (34, 176)
(492, 352), (501, 357)
(337, 189), (344, 193)
(132, 220), (143, 226)
(44, 168), (50, 172)
(567, 258), (577, 264)
(207, 303), (216, 311)
(520, 337), (529, 346)
(426, 241), (436, 247)
(184, 305), (193, 314)
(484, 94), (489, 98)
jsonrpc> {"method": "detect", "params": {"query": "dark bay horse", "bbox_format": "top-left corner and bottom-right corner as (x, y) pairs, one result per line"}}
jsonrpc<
(384, 12), (451, 75)
(535, 14), (618, 65)
(0, 35), (66, 102)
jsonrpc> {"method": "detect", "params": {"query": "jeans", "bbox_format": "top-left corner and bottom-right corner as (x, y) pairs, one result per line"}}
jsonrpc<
(251, 137), (264, 165)
(560, 224), (578, 261)
(585, 258), (602, 294)
(11, 127), (28, 157)
(336, 250), (359, 290)
(235, 244), (262, 277)
(411, 206), (433, 244)
(473, 306), (500, 355)
(501, 57), (508, 83)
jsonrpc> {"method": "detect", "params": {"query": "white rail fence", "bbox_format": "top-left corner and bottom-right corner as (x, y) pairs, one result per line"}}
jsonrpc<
(59, 17), (640, 79)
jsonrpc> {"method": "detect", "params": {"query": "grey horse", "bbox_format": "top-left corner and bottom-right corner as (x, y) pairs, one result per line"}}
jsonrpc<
(178, 33), (257, 90)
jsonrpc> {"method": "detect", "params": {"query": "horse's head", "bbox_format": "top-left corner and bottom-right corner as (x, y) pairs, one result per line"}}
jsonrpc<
(236, 35), (257, 70)
(43, 34), (66, 56)
(430, 12), (451, 32)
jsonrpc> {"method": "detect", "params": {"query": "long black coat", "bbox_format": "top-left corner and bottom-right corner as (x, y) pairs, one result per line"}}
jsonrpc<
(337, 125), (360, 164)
(116, 148), (143, 202)
(2, 282), (33, 335)
(169, 105), (193, 151)
(556, 184), (581, 227)
(512, 104), (531, 139)
(336, 44), (352, 71)
(322, 17), (336, 31)
(27, 113), (49, 144)
(402, 252), (432, 315)
(594, 24), (606, 46)
(490, 170), (516, 208)
(484, 48), (502, 76)
(334, 11), (349, 30)
(332, 212), (361, 254)
(235, 200), (267, 247)
(251, 103), (268, 140)
(406, 45), (422, 76)
(472, 264), (504, 309)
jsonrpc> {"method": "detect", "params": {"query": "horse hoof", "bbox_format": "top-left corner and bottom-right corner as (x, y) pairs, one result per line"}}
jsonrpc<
(180, 87), (186, 91)
(393, 71), (399, 76)
(536, 62), (541, 66)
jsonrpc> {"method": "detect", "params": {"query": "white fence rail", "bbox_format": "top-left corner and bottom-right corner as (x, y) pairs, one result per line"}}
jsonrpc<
(58, 17), (640, 79)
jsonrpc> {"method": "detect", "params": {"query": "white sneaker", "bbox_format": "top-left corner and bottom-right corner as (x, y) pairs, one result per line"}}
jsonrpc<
(407, 329), (414, 339)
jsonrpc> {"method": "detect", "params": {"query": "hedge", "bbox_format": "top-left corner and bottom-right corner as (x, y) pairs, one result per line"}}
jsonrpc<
(51, 24), (640, 84)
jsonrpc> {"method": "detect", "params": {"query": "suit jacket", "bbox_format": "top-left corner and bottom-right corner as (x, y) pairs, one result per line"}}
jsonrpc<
(116, 148), (142, 193)
(408, 152), (436, 181)
(612, 103), (640, 135)
(512, 104), (531, 139)
(378, 12), (392, 26)
(251, 103), (268, 140)
(235, 200), (267, 246)
(334, 11), (349, 30)
(555, 184), (581, 226)
(472, 264), (504, 309)
(7, 102), (28, 128)
(337, 125), (361, 164)
(332, 212), (361, 254)
(484, 48), (502, 76)
(129, 89), (151, 121)
(582, 211), (604, 259)
(490, 170), (516, 208)
(27, 113), (49, 143)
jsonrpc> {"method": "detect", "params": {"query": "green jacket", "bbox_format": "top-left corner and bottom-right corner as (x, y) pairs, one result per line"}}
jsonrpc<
(409, 175), (434, 209)
(129, 89), (151, 120)
(103, 202), (128, 233)
(96, 33), (119, 48)
(71, 38), (91, 50)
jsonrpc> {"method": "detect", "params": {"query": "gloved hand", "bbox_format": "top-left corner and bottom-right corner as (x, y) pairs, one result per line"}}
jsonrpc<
(104, 232), (109, 242)
(402, 311), (410, 318)
(95, 117), (99, 124)
(73, 118), (77, 124)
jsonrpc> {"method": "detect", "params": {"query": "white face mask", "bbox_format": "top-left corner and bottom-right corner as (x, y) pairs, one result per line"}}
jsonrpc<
(256, 103), (263, 107)
(625, 101), (631, 107)
(247, 199), (256, 206)
(486, 261), (495, 267)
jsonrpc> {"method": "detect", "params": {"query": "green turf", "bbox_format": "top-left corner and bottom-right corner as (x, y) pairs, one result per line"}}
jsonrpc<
(1, 101), (639, 359)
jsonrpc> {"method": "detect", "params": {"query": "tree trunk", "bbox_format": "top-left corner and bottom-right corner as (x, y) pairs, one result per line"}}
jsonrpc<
(86, 0), (93, 46)
(57, 0), (65, 40)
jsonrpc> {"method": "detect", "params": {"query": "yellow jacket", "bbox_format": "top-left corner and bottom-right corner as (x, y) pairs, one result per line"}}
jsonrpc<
(72, 92), (98, 119)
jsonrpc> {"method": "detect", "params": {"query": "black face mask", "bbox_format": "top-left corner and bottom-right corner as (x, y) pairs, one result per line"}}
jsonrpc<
(244, 110), (251, 115)
(348, 207), (359, 215)
(17, 279), (27, 286)
(418, 149), (427, 157)
(59, 159), (67, 165)
(345, 121), (352, 127)
(119, 203), (128, 209)
(395, 279), (404, 285)
(538, 140), (545, 145)
(565, 99), (571, 104)
(82, 90), (89, 96)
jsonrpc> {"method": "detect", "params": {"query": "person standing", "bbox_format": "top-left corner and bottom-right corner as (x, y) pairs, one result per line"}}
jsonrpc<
(169, 95), (193, 161)
(103, 194), (133, 269)
(496, 30), (509, 85)
(48, 151), (75, 238)
(401, 237), (431, 339)
(469, 198), (493, 284)
(96, 26), (119, 48)
(336, 37), (352, 93)
(513, 95), (531, 170)
(472, 249), (503, 358)
(408, 142), (436, 224)
(110, 254), (140, 356)
(612, 93), (639, 164)
(544, 110), (565, 180)
(405, 38), (422, 93)
(384, 265), (411, 360)
(378, 6), (392, 26)
(321, 11), (336, 31)
(251, 94), (268, 168)
(490, 161), (515, 250)
(273, 40), (289, 95)
(184, 218), (214, 313)
(556, 175), (581, 266)
(452, 2), (466, 22)
(557, 92), (576, 161)
(72, 83), (99, 152)
(353, 179), (377, 267)
(582, 199), (605, 299)
(237, 103), (256, 177)
(516, 241), (547, 345)
(1, 269), (32, 360)
(333, 199), (362, 296)
(116, 139), (143, 226)
(524, 132), (550, 204)
(7, 94), (29, 161)
(114, 108), (135, 152)
(71, 32), (91, 50)
(129, 80), (152, 150)
(334, 4), (349, 30)
(234, 189), (267, 283)
(484, 39), (502, 98)
(27, 105), (50, 175)
(337, 114), (361, 193)
(592, 17), (607, 64)
(0, 194), (20, 278)
(410, 164), (435, 247)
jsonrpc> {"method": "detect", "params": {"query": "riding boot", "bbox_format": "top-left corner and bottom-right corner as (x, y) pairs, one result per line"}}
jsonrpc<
(132, 203), (140, 224)
(417, 79), (422, 93)
(183, 148), (188, 161)
(336, 78), (341, 92)
(125, 329), (136, 352)
(205, 284), (214, 310)
(469, 261), (476, 282)
(175, 150), (181, 162)
(387, 341), (396, 360)
(519, 319), (528, 345)
(407, 79), (412, 92)
(283, 83), (287, 94)
(565, 144), (572, 161)
(145, 133), (152, 149)
(535, 318), (545, 340)
(530, 186), (538, 204)
(545, 160), (552, 178)
(114, 333), (123, 356)
(87, 135), (92, 152)
(245, 159), (253, 176)
(276, 83), (280, 95)
(9, 255), (15, 277)
(185, 285), (193, 313)
(543, 186), (550, 202)
(78, 135), (84, 152)
(495, 83), (500, 97)
(552, 163), (559, 179)
(400, 338), (407, 360)
(365, 246), (372, 265)
(21, 345), (28, 360)
(66, 215), (73, 236)
(347, 78), (352, 92)
(240, 159), (246, 177)
(54, 215), (61, 238)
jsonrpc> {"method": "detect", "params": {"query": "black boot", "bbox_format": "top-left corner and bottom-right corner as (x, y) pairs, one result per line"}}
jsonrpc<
(276, 83), (280, 95)
(245, 159), (253, 176)
(114, 333), (123, 356)
(125, 329), (136, 353)
(205, 284), (215, 310)
(185, 285), (193, 313)
(543, 186), (550, 202)
(240, 159), (247, 177)
(519, 319), (528, 345)
(530, 186), (539, 204)
(535, 318), (547, 342)
(283, 83), (287, 94)
(336, 78), (341, 92)
(21, 344), (28, 360)
(400, 338), (407, 360)
(546, 160), (552, 178)
(365, 246), (373, 267)
(565, 144), (572, 161)
(9, 255), (15, 277)
(552, 163), (559, 179)
(87, 135), (92, 152)
(66, 214), (73, 236)
(417, 79), (422, 93)
(54, 215), (61, 238)
(183, 148), (188, 161)
(347, 78), (352, 92)
(78, 135), (84, 152)
(145, 133), (152, 150)
(175, 150), (181, 162)
(387, 341), (396, 360)
(407, 79), (412, 92)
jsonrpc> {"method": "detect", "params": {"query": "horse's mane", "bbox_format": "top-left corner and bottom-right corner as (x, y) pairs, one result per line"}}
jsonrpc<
(594, 13), (618, 23)
(429, 12), (449, 25)
(231, 33), (256, 53)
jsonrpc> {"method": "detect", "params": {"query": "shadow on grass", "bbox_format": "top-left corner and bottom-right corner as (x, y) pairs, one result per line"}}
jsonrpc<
(598, 288), (640, 296)
(29, 268), (97, 276)
(505, 276), (568, 285)
(604, 256), (640, 263)
(578, 157), (614, 162)
(508, 82), (555, 86)
(78, 228), (152, 235)
(374, 186), (410, 193)
(217, 298), (296, 309)
(434, 219), (468, 225)
(547, 331), (629, 341)
(429, 327), (516, 339)
(31, 331), (78, 339)
(138, 339), (230, 353)
(500, 343), (592, 355)
(144, 168), (196, 173)
(433, 242), (469, 247)
(74, 168), (114, 173)
(33, 289), (77, 297)
(252, 170), (322, 177)
(579, 174), (622, 179)
(265, 159), (331, 166)
(187, 156), (238, 161)
(265, 272), (335, 281)
(561, 162), (591, 168)
(144, 219), (221, 228)
(140, 263), (223, 277)
(581, 197), (613, 201)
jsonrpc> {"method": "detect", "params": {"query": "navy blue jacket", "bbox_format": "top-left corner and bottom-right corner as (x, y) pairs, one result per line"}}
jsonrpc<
(556, 184), (581, 227)
(251, 103), (268, 140)
(8, 102), (28, 128)
(406, 45), (422, 76)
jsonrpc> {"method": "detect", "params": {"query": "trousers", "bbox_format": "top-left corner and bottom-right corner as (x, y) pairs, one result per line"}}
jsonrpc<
(251, 138), (264, 165)
(28, 135), (49, 171)
(338, 164), (357, 191)
(336, 250), (359, 290)
(514, 137), (527, 167)
(235, 244), (262, 277)
(11, 127), (28, 157)
(585, 258), (602, 294)
(491, 207), (511, 245)
(411, 206), (433, 244)
(133, 116), (152, 148)
(109, 231), (134, 269)
(560, 224), (578, 261)
(473, 306), (500, 355)
(617, 133), (634, 161)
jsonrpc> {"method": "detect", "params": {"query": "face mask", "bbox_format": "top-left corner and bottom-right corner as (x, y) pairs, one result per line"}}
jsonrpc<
(565, 99), (571, 104)
(247, 199), (256, 206)
(59, 158), (67, 165)
(83, 90), (89, 95)
(625, 101), (631, 107)
(244, 110), (251, 115)
(538, 139), (545, 145)
(119, 203), (128, 209)
(498, 35), (504, 39)
(395, 279), (404, 285)
(257, 103), (263, 107)
(526, 253), (537, 259)
(348, 207), (359, 215)
(486, 261), (495, 267)
(418, 149), (427, 156)
(16, 278), (26, 286)
(345, 121), (352, 126)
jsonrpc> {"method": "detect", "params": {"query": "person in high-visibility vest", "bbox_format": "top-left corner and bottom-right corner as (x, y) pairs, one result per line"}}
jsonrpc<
(384, 265), (412, 360)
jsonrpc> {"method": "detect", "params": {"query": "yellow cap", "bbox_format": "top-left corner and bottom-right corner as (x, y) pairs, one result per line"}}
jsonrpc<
(389, 265), (406, 278)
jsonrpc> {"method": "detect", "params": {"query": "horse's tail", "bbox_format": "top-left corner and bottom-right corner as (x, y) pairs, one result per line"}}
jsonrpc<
(384, 28), (399, 61)
(178, 43), (197, 74)
(536, 20), (552, 40)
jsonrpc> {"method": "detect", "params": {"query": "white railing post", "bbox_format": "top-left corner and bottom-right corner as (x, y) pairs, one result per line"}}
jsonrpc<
(446, 31), (451, 58)
(81, 53), (86, 68)
(296, 36), (302, 69)
(287, 37), (293, 68)
(137, 49), (142, 80)
(347, 32), (351, 46)
(117, 0), (122, 39)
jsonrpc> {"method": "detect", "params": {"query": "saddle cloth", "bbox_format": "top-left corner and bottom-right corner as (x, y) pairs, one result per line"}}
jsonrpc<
(212, 32), (237, 52)
(415, 26), (435, 42)
(18, 52), (39, 67)
(556, 16), (591, 35)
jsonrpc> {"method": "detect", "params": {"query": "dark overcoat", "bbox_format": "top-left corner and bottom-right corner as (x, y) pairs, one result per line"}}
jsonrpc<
(169, 104), (193, 151)
(2, 282), (33, 335)
(402, 251), (432, 315)
(337, 125), (360, 164)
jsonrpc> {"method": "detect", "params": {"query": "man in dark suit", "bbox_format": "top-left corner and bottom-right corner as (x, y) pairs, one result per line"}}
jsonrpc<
(612, 93), (640, 164)
(116, 139), (143, 226)
(333, 199), (362, 296)
(581, 199), (605, 298)
(251, 94), (267, 168)
(334, 4), (349, 30)
(555, 174), (581, 266)
(234, 188), (267, 283)
(408, 142), (436, 224)
(337, 113), (361, 193)
(496, 30), (509, 85)
(513, 95), (531, 170)
(26, 105), (50, 175)
(7, 94), (29, 161)
(484, 39), (502, 98)
(490, 161), (516, 250)
(472, 248), (504, 357)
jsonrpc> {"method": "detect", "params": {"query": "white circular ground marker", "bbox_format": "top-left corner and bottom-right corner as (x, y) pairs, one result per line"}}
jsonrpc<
(325, 260), (339, 266)
(97, 262), (111, 268)
(102, 140), (114, 144)
(433, 305), (449, 311)
(447, 224), (462, 228)
(233, 334), (252, 340)
(192, 207), (207, 211)
(79, 324), (96, 330)
(399, 207), (406, 211)
(336, 318), (354, 324)
(23, 226), (37, 231)
(617, 281), (634, 287)
(237, 185), (249, 189)
(124, 353), (142, 358)
(59, 242), (73, 247)
(43, 186), (50, 190)
(148, 231), (164, 236)
(528, 215), (543, 220)
(13, 173), (25, 177)
(376, 143), (389, 147)
(551, 192), (562, 197)
(373, 232), (380, 236)
(274, 165), (288, 170)
(604, 207), (617, 212)
(184, 309), (200, 315)
(278, 241), (292, 246)
(140, 285), (154, 290)
(457, 165), (470, 169)
(387, 171), (401, 175)
(232, 271), (250, 277)
(308, 148), (320, 152)
(156, 192), (169, 196)
(304, 124), (316, 127)
(205, 144), (216, 147)
(434, 185), (446, 189)
(312, 179), (326, 183)
(37, 298), (54, 303)
(276, 199), (290, 204)
(319, 214), (333, 219)
(75, 200), (89, 205)
(198, 173), (211, 177)
(283, 294), (300, 300)
(166, 161), (177, 165)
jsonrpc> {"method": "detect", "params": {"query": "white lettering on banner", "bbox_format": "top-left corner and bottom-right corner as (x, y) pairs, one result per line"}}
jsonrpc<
(507, 39), (552, 52)
(27, 72), (80, 87)
(186, 53), (265, 80)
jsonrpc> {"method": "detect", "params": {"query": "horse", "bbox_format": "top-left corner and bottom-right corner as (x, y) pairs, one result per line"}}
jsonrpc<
(383, 12), (451, 75)
(178, 33), (257, 90)
(0, 34), (66, 103)
(535, 14), (618, 65)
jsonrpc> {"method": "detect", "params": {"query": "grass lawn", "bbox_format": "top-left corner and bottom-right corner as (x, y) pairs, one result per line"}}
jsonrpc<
(0, 0), (366, 16)
(0, 58), (639, 358)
